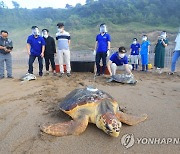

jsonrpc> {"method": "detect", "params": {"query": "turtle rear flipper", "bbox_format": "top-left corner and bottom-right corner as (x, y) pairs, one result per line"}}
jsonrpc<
(116, 111), (147, 126)
(40, 116), (89, 137)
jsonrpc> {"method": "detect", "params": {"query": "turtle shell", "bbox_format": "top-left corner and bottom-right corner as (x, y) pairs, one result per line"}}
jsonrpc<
(59, 87), (114, 111)
(111, 74), (137, 84)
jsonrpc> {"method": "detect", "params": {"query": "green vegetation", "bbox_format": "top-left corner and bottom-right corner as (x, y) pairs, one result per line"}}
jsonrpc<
(0, 0), (179, 51)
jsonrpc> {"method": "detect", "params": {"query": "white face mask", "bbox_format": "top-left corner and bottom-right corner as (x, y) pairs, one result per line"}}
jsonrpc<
(58, 28), (63, 33)
(133, 41), (137, 44)
(32, 28), (40, 36)
(161, 33), (167, 39)
(42, 31), (48, 38)
(142, 36), (147, 41)
(119, 53), (125, 58)
(43, 34), (48, 38)
(100, 25), (107, 33)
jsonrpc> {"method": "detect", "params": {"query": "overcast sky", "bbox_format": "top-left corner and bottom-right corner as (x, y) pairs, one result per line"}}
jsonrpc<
(3, 0), (86, 9)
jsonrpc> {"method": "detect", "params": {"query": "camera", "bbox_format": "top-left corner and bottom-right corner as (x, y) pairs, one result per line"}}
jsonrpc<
(6, 46), (13, 50)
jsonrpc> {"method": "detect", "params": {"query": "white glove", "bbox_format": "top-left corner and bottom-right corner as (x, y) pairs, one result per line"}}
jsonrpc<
(107, 50), (110, 57)
(56, 32), (60, 37)
(93, 50), (96, 56)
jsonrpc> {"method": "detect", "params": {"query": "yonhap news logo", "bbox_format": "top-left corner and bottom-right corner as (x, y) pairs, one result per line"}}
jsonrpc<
(121, 134), (180, 149)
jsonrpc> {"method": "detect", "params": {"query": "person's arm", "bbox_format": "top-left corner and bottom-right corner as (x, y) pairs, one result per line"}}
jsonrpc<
(52, 38), (56, 53)
(26, 43), (31, 55)
(107, 60), (113, 76)
(94, 41), (98, 51)
(68, 40), (71, 46)
(162, 40), (168, 47)
(107, 41), (110, 50)
(41, 45), (45, 57)
(125, 64), (133, 75)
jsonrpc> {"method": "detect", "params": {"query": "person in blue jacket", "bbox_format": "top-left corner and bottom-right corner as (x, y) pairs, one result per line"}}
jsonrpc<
(26, 26), (45, 76)
(140, 35), (150, 71)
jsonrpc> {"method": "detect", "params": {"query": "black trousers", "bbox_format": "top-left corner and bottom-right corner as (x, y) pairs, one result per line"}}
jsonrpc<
(28, 55), (43, 76)
(44, 54), (55, 71)
(95, 52), (107, 74)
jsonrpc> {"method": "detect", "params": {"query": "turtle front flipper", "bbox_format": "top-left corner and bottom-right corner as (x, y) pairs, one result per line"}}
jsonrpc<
(40, 116), (89, 137)
(116, 111), (147, 126)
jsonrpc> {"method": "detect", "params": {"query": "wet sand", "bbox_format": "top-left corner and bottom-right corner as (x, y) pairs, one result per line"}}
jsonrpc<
(0, 66), (180, 154)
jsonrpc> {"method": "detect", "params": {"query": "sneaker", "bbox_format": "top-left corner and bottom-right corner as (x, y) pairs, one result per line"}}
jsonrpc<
(59, 73), (64, 77)
(46, 71), (49, 75)
(96, 73), (101, 76)
(53, 72), (57, 76)
(67, 73), (71, 77)
(39, 73), (43, 77)
(7, 76), (13, 79)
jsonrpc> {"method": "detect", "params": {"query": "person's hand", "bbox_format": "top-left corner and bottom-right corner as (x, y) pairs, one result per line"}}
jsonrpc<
(93, 50), (96, 56)
(56, 32), (59, 37)
(41, 52), (44, 57)
(109, 72), (112, 77)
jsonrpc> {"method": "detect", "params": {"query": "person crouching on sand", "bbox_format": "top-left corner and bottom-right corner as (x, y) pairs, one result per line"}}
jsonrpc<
(107, 46), (133, 76)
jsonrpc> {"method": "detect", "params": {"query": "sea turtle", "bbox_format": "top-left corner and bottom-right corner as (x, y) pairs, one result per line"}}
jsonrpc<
(107, 74), (137, 84)
(20, 73), (36, 81)
(40, 86), (147, 137)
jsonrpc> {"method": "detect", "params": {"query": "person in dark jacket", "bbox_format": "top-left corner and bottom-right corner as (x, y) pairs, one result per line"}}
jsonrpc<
(42, 29), (56, 75)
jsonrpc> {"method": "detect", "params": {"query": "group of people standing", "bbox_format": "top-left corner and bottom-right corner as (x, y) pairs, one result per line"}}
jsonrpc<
(94, 25), (173, 76)
(0, 24), (180, 79)
(26, 23), (71, 77)
(128, 31), (168, 74)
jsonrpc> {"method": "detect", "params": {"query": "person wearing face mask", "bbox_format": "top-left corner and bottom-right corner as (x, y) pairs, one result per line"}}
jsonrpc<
(154, 31), (168, 73)
(56, 22), (71, 77)
(94, 23), (111, 76)
(130, 38), (140, 70)
(107, 46), (133, 76)
(26, 26), (45, 76)
(42, 29), (56, 75)
(0, 30), (13, 79)
(169, 28), (180, 75)
(140, 35), (151, 71)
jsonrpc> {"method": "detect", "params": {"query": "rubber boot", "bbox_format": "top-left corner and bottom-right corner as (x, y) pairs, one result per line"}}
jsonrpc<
(146, 65), (148, 71)
(142, 65), (145, 71)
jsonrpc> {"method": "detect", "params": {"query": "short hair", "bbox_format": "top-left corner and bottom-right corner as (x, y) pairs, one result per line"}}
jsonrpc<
(42, 29), (49, 32)
(118, 46), (127, 53)
(57, 23), (64, 28)
(31, 26), (38, 29)
(133, 38), (137, 41)
(100, 23), (106, 27)
(1, 30), (8, 34)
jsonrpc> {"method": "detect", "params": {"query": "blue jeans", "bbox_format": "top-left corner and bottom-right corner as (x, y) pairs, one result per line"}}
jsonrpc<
(0, 53), (12, 78)
(95, 52), (107, 74)
(171, 50), (180, 72)
(28, 55), (43, 75)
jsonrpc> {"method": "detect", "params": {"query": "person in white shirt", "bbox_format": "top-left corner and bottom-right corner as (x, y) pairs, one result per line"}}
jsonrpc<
(169, 28), (180, 75)
(56, 23), (71, 77)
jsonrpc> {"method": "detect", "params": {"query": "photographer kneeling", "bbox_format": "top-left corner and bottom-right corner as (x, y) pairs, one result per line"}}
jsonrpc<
(107, 46), (133, 76)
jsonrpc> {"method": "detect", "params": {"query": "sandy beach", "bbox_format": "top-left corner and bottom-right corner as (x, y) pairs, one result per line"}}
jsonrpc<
(0, 65), (180, 154)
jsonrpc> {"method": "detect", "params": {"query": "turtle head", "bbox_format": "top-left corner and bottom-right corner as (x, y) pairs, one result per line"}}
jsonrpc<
(96, 112), (122, 137)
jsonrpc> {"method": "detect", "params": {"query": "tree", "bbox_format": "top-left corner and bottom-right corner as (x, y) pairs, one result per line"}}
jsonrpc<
(65, 4), (73, 9)
(12, 1), (20, 9)
(75, 3), (82, 8)
(0, 1), (5, 8)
